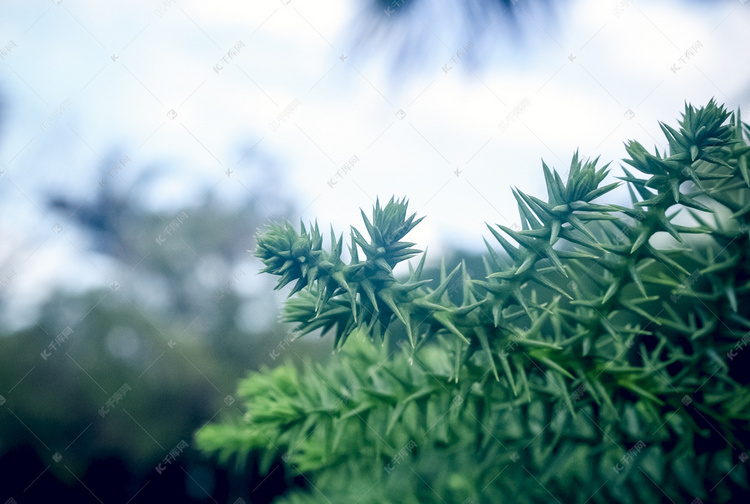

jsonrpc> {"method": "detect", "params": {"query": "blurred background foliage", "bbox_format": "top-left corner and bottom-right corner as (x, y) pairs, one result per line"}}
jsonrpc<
(0, 163), (337, 501)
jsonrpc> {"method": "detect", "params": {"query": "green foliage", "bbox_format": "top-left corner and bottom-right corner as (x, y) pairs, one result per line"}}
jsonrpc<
(198, 100), (750, 503)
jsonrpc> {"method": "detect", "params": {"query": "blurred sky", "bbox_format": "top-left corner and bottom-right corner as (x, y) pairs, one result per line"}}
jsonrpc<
(1, 0), (750, 318)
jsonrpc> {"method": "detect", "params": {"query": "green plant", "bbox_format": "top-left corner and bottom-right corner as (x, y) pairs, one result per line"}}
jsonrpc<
(197, 100), (750, 503)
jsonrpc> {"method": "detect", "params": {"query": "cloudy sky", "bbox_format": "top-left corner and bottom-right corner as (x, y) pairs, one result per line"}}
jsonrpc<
(1, 0), (749, 316)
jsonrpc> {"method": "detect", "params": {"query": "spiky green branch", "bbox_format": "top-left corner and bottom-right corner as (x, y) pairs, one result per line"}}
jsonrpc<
(198, 100), (750, 503)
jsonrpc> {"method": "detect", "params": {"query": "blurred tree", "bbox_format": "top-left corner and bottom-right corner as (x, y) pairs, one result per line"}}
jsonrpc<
(353, 0), (557, 69)
(0, 161), (330, 503)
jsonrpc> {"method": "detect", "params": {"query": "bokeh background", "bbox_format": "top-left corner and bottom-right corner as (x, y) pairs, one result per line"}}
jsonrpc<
(1, 0), (749, 502)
